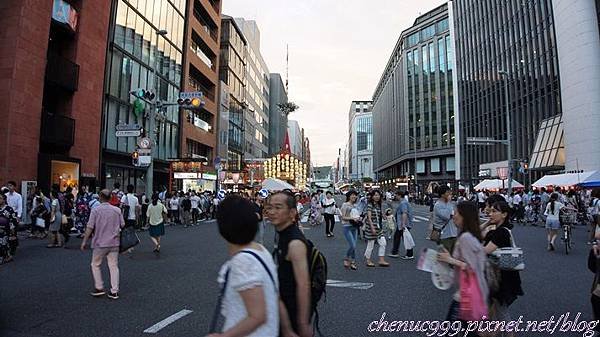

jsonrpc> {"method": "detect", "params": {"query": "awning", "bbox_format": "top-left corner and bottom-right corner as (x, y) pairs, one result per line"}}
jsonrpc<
(580, 171), (600, 188)
(474, 179), (524, 191)
(532, 171), (598, 188)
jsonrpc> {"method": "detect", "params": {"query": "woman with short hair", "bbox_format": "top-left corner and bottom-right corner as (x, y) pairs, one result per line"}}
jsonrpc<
(207, 195), (279, 337)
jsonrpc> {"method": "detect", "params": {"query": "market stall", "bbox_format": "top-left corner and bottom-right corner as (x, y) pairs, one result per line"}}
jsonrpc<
(474, 179), (524, 191)
(532, 171), (599, 188)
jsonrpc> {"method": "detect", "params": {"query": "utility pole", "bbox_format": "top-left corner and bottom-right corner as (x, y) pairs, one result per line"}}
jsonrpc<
(146, 29), (168, 198)
(499, 70), (512, 192)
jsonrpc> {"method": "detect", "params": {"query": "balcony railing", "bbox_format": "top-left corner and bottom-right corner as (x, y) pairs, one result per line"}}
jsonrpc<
(41, 111), (75, 148)
(45, 52), (79, 91)
(188, 77), (215, 102)
(193, 9), (219, 42)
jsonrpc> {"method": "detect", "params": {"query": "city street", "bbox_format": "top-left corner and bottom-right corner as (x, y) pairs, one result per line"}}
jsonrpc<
(1, 198), (595, 337)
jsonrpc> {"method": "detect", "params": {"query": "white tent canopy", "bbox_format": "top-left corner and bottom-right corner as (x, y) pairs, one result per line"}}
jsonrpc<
(261, 178), (294, 191)
(532, 171), (598, 188)
(474, 179), (524, 191)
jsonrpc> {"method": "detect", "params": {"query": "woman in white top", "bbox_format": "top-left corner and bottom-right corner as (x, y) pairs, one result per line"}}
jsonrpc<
(322, 191), (337, 237)
(207, 195), (279, 337)
(168, 193), (180, 225)
(544, 193), (564, 251)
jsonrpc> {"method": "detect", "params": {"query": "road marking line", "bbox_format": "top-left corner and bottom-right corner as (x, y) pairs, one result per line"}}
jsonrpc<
(326, 279), (374, 290)
(414, 216), (430, 221)
(143, 309), (193, 334)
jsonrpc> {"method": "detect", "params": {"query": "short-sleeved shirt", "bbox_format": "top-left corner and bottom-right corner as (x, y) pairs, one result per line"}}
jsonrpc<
(484, 225), (524, 305)
(395, 199), (413, 230)
(146, 202), (167, 226)
(120, 193), (139, 220)
(218, 246), (279, 336)
(86, 203), (124, 248)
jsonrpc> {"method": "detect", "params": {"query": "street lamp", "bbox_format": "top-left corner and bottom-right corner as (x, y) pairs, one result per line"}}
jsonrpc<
(145, 29), (168, 198)
(498, 70), (513, 192)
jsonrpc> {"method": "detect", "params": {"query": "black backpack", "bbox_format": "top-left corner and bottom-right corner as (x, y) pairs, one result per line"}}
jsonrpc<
(305, 239), (327, 336)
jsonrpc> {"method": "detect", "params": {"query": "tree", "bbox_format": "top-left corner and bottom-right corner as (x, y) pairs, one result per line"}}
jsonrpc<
(277, 102), (299, 116)
(362, 177), (373, 183)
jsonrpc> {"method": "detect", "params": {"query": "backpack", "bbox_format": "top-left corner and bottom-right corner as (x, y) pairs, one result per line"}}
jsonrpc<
(305, 239), (327, 336)
(109, 191), (121, 206)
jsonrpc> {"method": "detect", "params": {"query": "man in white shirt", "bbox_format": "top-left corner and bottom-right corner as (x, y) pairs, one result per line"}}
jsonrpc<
(190, 191), (201, 224)
(120, 184), (139, 229)
(6, 181), (22, 221)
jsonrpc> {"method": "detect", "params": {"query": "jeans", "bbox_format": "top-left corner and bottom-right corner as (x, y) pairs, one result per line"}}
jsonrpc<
(391, 228), (414, 257)
(343, 225), (357, 260)
(91, 247), (119, 293)
(324, 213), (335, 235)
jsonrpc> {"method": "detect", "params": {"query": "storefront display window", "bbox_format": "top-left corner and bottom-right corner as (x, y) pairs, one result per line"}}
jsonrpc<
(51, 160), (80, 192)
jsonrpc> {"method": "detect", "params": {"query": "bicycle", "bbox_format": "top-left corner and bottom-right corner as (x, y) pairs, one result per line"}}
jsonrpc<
(559, 208), (578, 255)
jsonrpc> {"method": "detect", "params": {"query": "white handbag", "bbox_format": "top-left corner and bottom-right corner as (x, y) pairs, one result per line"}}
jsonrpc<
(488, 228), (525, 271)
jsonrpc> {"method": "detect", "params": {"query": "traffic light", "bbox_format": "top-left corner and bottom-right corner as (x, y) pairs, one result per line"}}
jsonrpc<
(132, 150), (139, 166)
(130, 89), (156, 102)
(177, 96), (204, 110)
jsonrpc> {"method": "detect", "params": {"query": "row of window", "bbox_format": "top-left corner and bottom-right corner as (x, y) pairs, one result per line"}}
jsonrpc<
(406, 18), (449, 48)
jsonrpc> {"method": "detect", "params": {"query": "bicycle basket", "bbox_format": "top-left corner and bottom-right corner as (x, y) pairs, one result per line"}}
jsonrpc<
(559, 209), (577, 224)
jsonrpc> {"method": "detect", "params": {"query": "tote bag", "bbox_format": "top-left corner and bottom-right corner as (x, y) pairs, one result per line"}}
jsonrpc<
(119, 226), (140, 253)
(459, 269), (488, 321)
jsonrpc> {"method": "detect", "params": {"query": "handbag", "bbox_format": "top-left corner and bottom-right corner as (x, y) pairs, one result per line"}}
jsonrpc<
(459, 269), (488, 321)
(119, 226), (140, 253)
(429, 219), (449, 243)
(488, 228), (525, 271)
(61, 214), (68, 225)
(403, 228), (416, 250)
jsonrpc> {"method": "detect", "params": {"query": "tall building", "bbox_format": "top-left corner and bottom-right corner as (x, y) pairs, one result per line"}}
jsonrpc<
(372, 4), (455, 192)
(287, 120), (303, 158)
(550, 0), (600, 171)
(234, 18), (270, 160)
(100, 0), (186, 192)
(180, 0), (222, 163)
(268, 73), (289, 155)
(348, 101), (374, 181)
(452, 0), (563, 185)
(0, 0), (111, 192)
(219, 16), (247, 172)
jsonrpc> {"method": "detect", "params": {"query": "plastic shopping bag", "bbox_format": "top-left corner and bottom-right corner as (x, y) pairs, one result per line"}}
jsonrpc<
(403, 228), (415, 250)
(459, 269), (488, 321)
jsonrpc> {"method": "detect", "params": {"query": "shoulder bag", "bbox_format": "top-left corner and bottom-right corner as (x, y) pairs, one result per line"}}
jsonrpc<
(488, 227), (525, 271)
(429, 218), (449, 243)
(119, 226), (140, 253)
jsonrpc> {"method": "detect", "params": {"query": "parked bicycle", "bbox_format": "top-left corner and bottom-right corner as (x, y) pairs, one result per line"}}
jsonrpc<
(560, 207), (578, 255)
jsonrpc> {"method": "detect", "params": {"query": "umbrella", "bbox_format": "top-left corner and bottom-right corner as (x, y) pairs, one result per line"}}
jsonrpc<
(261, 178), (294, 191)
(474, 179), (524, 191)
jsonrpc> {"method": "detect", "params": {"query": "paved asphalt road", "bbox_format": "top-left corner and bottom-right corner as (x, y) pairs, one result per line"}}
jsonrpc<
(1, 196), (596, 337)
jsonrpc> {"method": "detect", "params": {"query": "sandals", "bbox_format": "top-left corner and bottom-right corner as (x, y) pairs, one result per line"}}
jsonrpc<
(350, 262), (358, 270)
(343, 259), (350, 269)
(378, 262), (390, 267)
(366, 261), (376, 267)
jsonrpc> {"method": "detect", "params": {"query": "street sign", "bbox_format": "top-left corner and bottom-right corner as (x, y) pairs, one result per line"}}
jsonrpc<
(179, 91), (203, 100)
(116, 130), (142, 137)
(138, 155), (152, 166)
(138, 137), (152, 149)
(116, 123), (142, 131)
(467, 137), (507, 145)
(478, 169), (491, 178)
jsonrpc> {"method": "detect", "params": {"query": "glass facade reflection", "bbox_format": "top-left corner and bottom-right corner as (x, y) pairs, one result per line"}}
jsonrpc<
(373, 4), (455, 190)
(453, 0), (562, 184)
(102, 0), (184, 162)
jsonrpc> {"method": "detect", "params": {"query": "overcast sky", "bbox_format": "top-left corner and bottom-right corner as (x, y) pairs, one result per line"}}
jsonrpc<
(222, 0), (446, 166)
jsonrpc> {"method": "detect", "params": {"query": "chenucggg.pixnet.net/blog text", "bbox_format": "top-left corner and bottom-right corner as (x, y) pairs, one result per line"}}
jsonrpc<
(366, 312), (598, 337)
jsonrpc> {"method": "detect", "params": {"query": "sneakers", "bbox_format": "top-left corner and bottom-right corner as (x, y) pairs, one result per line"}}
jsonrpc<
(107, 292), (119, 300)
(90, 288), (106, 297)
(388, 253), (400, 258)
(401, 255), (415, 260)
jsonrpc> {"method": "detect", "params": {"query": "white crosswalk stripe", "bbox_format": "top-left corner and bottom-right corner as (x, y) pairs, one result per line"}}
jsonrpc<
(327, 279), (374, 290)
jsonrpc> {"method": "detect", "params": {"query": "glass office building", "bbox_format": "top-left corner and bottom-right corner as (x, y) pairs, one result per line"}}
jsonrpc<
(373, 4), (456, 192)
(452, 0), (562, 185)
(101, 0), (185, 192)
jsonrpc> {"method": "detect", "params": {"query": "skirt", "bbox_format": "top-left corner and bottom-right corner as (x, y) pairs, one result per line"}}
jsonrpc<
(49, 211), (62, 232)
(546, 218), (561, 230)
(149, 223), (165, 237)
